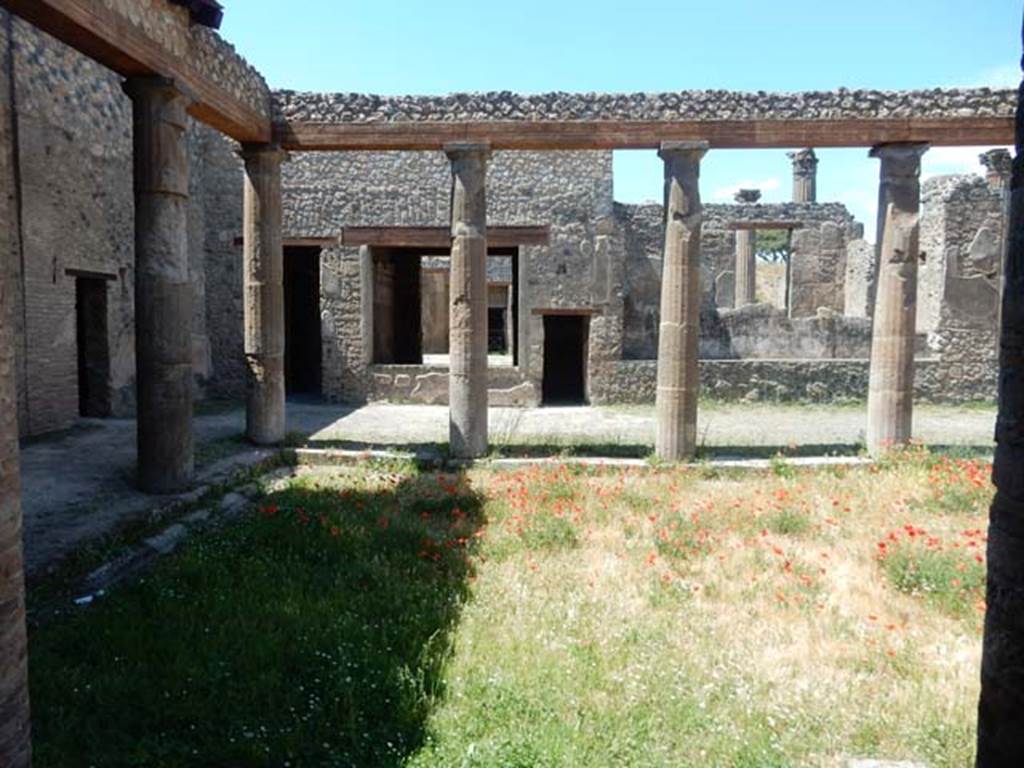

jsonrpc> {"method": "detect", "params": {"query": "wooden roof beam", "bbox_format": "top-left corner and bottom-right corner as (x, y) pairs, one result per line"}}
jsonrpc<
(275, 116), (1013, 152)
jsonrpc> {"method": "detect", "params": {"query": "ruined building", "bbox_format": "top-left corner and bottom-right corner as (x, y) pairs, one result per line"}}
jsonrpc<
(3, 10), (1011, 445)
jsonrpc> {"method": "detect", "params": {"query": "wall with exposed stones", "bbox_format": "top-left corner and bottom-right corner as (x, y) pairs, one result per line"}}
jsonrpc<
(614, 201), (861, 359)
(3, 12), (248, 437)
(273, 87), (1014, 125)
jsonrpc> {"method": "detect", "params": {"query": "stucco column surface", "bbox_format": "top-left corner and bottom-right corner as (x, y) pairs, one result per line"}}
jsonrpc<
(242, 144), (287, 445)
(655, 141), (708, 461)
(865, 142), (928, 455)
(123, 77), (194, 493)
(445, 143), (490, 459)
(976, 43), (1024, 763)
(734, 229), (756, 307)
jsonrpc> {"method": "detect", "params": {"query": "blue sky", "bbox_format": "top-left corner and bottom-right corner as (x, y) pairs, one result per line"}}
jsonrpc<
(221, 0), (1017, 238)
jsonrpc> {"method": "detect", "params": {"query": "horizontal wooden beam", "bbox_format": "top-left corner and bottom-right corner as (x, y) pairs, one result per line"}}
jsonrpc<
(339, 226), (550, 249)
(233, 236), (339, 247)
(727, 221), (805, 231)
(276, 116), (1012, 152)
(2, 0), (270, 143)
(531, 307), (601, 316)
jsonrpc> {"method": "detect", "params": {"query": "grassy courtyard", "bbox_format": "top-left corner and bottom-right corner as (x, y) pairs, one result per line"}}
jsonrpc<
(28, 449), (990, 767)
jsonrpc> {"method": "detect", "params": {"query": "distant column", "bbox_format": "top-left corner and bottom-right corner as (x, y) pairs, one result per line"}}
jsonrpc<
(733, 189), (761, 306)
(866, 143), (928, 455)
(241, 144), (287, 445)
(788, 148), (818, 203)
(655, 141), (708, 461)
(123, 77), (194, 493)
(446, 143), (490, 458)
(981, 149), (1013, 342)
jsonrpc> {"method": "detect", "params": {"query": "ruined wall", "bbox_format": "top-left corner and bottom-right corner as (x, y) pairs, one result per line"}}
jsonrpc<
(7, 14), (136, 436)
(614, 201), (859, 359)
(917, 174), (1003, 396)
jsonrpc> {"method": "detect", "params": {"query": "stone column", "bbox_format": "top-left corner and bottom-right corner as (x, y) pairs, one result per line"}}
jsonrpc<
(445, 143), (490, 458)
(124, 77), (194, 493)
(655, 141), (708, 461)
(788, 148), (818, 203)
(977, 46), (1024, 762)
(734, 230), (755, 306)
(865, 143), (928, 456)
(733, 189), (760, 307)
(241, 144), (287, 445)
(981, 149), (1013, 346)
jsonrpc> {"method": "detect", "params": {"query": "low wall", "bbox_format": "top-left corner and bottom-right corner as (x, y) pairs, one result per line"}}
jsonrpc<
(590, 358), (996, 405)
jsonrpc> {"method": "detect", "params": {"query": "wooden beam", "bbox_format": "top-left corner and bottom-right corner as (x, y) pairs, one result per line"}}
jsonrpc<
(727, 221), (805, 231)
(232, 236), (339, 247)
(276, 116), (1013, 152)
(531, 307), (601, 316)
(339, 226), (550, 248)
(2, 0), (270, 143)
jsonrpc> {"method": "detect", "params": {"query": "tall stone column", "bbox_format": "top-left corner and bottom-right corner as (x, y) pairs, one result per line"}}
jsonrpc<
(734, 230), (756, 306)
(0, 35), (30, 762)
(124, 77), (194, 493)
(977, 42), (1024, 762)
(981, 148), (1013, 347)
(788, 148), (818, 203)
(655, 141), (707, 461)
(734, 189), (760, 307)
(241, 144), (287, 445)
(865, 143), (928, 455)
(445, 143), (490, 458)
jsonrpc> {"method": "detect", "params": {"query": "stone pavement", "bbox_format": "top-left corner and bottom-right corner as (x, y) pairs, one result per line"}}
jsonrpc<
(20, 401), (995, 575)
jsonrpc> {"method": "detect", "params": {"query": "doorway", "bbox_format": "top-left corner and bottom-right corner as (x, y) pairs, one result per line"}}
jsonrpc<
(542, 314), (588, 405)
(75, 277), (111, 417)
(284, 246), (322, 396)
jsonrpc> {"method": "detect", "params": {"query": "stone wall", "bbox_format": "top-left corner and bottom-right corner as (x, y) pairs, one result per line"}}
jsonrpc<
(7, 14), (136, 436)
(590, 357), (995, 406)
(917, 174), (1003, 396)
(4, 13), (248, 436)
(280, 149), (619, 404)
(273, 87), (1014, 125)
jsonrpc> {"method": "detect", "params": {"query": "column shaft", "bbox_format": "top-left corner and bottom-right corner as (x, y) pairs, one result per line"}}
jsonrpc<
(977, 55), (1024, 763)
(865, 143), (928, 455)
(655, 141), (707, 461)
(734, 229), (756, 306)
(242, 145), (287, 445)
(124, 77), (194, 493)
(446, 143), (489, 458)
(788, 148), (818, 203)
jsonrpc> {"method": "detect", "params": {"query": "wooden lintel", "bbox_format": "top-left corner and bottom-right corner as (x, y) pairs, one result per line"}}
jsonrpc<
(339, 226), (550, 249)
(232, 236), (339, 248)
(2, 0), (270, 143)
(65, 267), (118, 281)
(727, 221), (805, 231)
(531, 308), (601, 316)
(275, 116), (1012, 152)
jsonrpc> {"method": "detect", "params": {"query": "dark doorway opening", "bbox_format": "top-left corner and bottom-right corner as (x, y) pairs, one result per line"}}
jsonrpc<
(488, 307), (507, 353)
(75, 277), (110, 417)
(284, 246), (322, 396)
(542, 314), (588, 405)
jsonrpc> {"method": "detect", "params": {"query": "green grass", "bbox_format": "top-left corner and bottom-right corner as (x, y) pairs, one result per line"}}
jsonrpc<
(28, 453), (991, 767)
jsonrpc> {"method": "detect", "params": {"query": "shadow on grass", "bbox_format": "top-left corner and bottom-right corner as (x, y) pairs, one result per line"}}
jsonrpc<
(299, 438), (994, 464)
(29, 467), (485, 767)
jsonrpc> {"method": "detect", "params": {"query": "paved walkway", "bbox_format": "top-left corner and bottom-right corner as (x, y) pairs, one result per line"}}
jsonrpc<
(20, 401), (995, 575)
